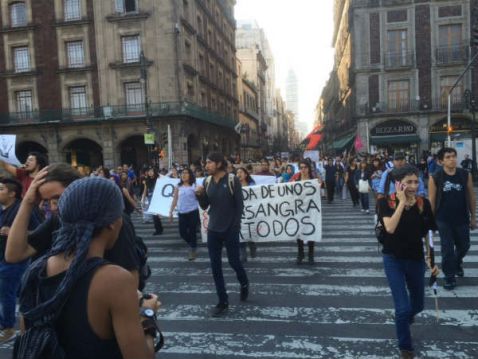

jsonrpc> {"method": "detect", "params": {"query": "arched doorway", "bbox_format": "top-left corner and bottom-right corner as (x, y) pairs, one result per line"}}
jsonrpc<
(64, 138), (103, 171)
(120, 135), (148, 170)
(16, 141), (48, 163)
(187, 134), (201, 164)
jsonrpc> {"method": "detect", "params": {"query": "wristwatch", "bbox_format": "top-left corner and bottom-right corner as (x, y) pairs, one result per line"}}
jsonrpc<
(140, 307), (156, 319)
(140, 308), (157, 338)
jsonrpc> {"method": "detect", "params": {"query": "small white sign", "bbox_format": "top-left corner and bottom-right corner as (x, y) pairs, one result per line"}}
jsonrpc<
(0, 135), (21, 166)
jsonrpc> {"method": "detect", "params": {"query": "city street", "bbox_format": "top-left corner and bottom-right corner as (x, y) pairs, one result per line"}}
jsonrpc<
(2, 196), (476, 358)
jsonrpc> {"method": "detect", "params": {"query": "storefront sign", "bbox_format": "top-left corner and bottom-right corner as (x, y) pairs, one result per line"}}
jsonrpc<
(371, 120), (416, 136)
(144, 133), (155, 145)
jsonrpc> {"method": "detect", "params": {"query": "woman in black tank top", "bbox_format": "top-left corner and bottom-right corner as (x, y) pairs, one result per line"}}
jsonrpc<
(18, 178), (159, 359)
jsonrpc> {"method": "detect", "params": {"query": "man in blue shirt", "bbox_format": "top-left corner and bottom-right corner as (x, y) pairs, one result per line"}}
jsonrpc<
(377, 152), (426, 197)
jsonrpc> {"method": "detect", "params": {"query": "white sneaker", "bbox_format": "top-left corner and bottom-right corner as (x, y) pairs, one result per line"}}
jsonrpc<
(366, 210), (370, 214)
(361, 209), (365, 212)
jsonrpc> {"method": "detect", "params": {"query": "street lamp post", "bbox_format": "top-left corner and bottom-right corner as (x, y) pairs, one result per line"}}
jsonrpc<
(140, 51), (155, 166)
(464, 89), (477, 181)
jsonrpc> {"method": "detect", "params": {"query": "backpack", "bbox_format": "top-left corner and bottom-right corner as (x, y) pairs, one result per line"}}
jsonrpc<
(204, 173), (235, 196)
(13, 258), (107, 359)
(432, 167), (469, 213)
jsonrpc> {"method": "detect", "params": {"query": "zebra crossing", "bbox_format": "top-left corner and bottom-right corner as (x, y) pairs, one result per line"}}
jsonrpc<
(1, 197), (477, 358)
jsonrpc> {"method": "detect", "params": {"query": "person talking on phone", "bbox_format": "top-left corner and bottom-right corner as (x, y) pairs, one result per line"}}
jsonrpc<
(377, 165), (438, 359)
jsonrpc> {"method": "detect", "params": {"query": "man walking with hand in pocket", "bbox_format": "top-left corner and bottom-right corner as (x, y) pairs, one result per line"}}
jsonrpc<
(195, 152), (249, 317)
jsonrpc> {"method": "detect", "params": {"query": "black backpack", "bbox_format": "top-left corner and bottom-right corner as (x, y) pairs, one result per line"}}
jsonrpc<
(13, 258), (107, 359)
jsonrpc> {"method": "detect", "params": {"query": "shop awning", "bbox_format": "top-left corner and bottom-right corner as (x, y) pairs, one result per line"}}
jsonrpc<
(370, 134), (420, 145)
(429, 133), (447, 142)
(332, 133), (355, 150)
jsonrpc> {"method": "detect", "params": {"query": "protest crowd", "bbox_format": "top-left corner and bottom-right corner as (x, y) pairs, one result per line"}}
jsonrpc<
(0, 145), (475, 359)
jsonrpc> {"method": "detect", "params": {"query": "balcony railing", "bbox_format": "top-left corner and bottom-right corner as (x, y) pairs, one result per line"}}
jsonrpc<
(360, 97), (466, 115)
(363, 100), (419, 114)
(384, 50), (414, 69)
(0, 101), (236, 129)
(436, 45), (469, 65)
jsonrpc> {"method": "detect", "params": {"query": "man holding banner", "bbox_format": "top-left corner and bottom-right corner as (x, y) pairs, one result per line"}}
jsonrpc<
(195, 153), (249, 317)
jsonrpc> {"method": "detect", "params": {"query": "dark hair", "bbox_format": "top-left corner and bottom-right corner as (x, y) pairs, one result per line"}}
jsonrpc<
(260, 158), (270, 165)
(28, 151), (49, 170)
(237, 167), (253, 184)
(100, 167), (111, 179)
(207, 152), (227, 171)
(437, 147), (457, 161)
(179, 168), (195, 186)
(391, 164), (419, 182)
(299, 160), (314, 177)
(44, 163), (81, 188)
(0, 178), (22, 199)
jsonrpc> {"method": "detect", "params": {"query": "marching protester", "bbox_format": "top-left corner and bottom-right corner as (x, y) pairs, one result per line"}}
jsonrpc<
(5, 164), (142, 289)
(0, 179), (41, 343)
(357, 161), (371, 214)
(345, 159), (360, 207)
(119, 171), (138, 216)
(255, 158), (275, 176)
(279, 164), (295, 183)
(290, 160), (316, 264)
(141, 167), (164, 235)
(377, 165), (438, 359)
(460, 154), (473, 173)
(16, 177), (159, 359)
(195, 153), (249, 317)
(0, 152), (48, 196)
(169, 168), (200, 261)
(428, 147), (476, 290)
(324, 158), (337, 204)
(236, 167), (257, 262)
(370, 158), (384, 200)
(335, 159), (346, 200)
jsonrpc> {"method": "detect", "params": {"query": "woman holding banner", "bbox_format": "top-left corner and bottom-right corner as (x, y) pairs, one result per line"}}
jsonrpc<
(169, 168), (200, 261)
(141, 168), (163, 236)
(237, 167), (257, 262)
(289, 160), (316, 264)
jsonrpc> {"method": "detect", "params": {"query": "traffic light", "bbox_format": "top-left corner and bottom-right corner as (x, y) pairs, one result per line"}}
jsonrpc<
(160, 132), (168, 147)
(447, 125), (453, 134)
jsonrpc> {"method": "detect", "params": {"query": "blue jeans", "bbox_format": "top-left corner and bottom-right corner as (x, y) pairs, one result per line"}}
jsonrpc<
(360, 193), (369, 210)
(383, 255), (425, 351)
(436, 221), (470, 280)
(0, 261), (27, 328)
(207, 227), (249, 304)
(178, 210), (199, 249)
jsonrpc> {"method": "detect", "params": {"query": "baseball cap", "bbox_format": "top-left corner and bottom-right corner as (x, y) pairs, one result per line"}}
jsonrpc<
(393, 152), (405, 160)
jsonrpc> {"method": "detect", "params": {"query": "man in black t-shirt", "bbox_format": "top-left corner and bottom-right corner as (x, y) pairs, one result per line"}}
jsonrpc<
(429, 148), (476, 290)
(6, 164), (140, 287)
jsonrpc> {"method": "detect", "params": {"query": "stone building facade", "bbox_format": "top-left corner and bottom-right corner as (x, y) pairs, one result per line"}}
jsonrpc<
(321, 0), (478, 160)
(0, 0), (239, 170)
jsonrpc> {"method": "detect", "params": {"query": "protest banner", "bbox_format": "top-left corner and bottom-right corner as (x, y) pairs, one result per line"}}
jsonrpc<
(200, 179), (322, 243)
(303, 150), (320, 163)
(146, 177), (179, 216)
(0, 135), (21, 166)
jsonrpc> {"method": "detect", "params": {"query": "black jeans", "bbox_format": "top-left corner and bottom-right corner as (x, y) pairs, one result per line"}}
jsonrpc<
(347, 182), (360, 205)
(326, 181), (335, 202)
(178, 209), (199, 249)
(207, 227), (249, 304)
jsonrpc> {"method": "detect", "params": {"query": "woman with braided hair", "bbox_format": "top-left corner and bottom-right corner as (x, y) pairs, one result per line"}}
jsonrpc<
(17, 177), (159, 359)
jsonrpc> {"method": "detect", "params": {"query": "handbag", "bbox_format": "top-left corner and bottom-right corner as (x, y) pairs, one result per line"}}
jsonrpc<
(358, 179), (370, 193)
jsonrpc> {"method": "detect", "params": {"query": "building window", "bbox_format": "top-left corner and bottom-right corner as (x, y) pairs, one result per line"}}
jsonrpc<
(122, 36), (140, 63)
(185, 40), (192, 63)
(387, 80), (409, 112)
(115, 0), (137, 14)
(186, 80), (194, 99)
(66, 41), (85, 68)
(125, 82), (143, 111)
(10, 2), (27, 27)
(64, 0), (81, 21)
(386, 29), (409, 67)
(440, 76), (462, 110)
(437, 24), (464, 64)
(13, 47), (30, 73)
(69, 86), (87, 115)
(16, 90), (32, 113)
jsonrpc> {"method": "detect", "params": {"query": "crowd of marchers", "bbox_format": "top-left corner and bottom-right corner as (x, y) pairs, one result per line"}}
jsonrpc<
(0, 145), (475, 359)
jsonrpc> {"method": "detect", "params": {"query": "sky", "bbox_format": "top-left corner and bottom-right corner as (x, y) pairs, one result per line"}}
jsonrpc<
(234, 0), (335, 133)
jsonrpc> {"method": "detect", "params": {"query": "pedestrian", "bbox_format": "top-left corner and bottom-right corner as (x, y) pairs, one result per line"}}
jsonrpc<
(0, 179), (41, 343)
(289, 160), (316, 264)
(345, 160), (360, 207)
(195, 153), (249, 317)
(335, 159), (345, 198)
(255, 158), (275, 176)
(428, 147), (476, 290)
(371, 158), (384, 200)
(0, 151), (48, 197)
(460, 154), (473, 173)
(236, 167), (257, 262)
(279, 164), (295, 183)
(324, 158), (337, 203)
(169, 168), (200, 261)
(16, 177), (160, 359)
(5, 164), (142, 287)
(141, 167), (163, 235)
(357, 161), (371, 214)
(377, 164), (438, 359)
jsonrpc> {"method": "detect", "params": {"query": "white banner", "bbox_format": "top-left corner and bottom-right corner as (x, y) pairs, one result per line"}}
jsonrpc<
(0, 135), (21, 166)
(250, 175), (276, 185)
(303, 150), (320, 163)
(200, 180), (322, 243)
